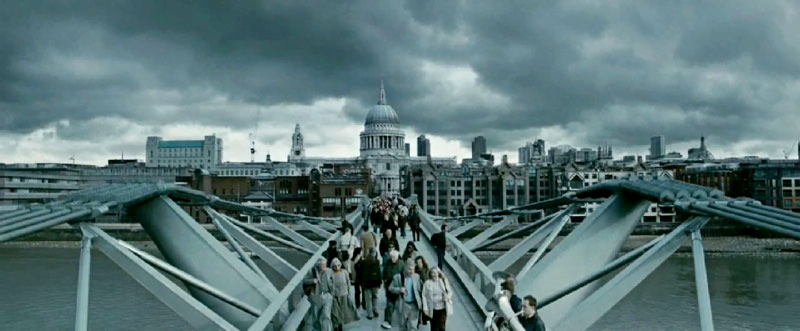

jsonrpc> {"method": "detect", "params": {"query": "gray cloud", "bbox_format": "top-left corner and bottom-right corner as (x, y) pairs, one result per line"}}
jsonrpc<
(1, 0), (799, 161)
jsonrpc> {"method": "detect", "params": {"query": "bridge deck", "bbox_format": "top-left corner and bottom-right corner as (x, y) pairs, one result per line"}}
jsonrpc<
(344, 230), (481, 331)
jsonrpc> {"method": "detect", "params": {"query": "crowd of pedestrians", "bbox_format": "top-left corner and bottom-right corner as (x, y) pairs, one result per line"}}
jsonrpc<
(303, 196), (545, 331)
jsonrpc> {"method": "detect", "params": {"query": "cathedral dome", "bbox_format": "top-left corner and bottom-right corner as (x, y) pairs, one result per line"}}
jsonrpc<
(364, 81), (400, 125)
(365, 104), (400, 125)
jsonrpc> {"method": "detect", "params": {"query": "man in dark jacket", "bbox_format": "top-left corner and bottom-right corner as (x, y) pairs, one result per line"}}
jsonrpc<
(430, 224), (448, 269)
(371, 207), (381, 234)
(409, 205), (421, 241)
(518, 295), (546, 331)
(379, 229), (399, 259)
(356, 248), (382, 319)
(381, 250), (405, 329)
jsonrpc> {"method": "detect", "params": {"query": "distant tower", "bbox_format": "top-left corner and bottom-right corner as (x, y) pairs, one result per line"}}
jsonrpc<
(417, 135), (431, 157)
(288, 124), (306, 162)
(472, 136), (487, 159)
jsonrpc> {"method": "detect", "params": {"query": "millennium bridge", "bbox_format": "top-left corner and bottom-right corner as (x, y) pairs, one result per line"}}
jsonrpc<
(1, 179), (798, 331)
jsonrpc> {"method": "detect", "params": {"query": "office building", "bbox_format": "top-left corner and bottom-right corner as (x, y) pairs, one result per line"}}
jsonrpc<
(417, 135), (430, 157)
(472, 136), (487, 160)
(649, 135), (665, 160)
(146, 135), (223, 170)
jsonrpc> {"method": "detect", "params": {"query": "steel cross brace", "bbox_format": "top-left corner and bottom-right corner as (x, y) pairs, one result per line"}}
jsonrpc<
(517, 194), (651, 325)
(464, 214), (517, 250)
(299, 220), (333, 239)
(555, 216), (710, 331)
(449, 218), (484, 237)
(208, 211), (298, 283)
(489, 205), (576, 272)
(473, 212), (560, 251)
(80, 223), (238, 330)
(261, 216), (319, 251)
(204, 208), (269, 282)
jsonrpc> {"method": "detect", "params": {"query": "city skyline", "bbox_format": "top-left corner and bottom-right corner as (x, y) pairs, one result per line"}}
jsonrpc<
(2, 2), (800, 165)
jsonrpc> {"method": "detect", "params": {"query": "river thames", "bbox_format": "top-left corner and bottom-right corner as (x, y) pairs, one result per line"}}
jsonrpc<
(1, 247), (798, 330)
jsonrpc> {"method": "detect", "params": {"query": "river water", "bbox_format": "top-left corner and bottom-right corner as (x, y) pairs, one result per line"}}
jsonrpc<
(1, 247), (799, 330)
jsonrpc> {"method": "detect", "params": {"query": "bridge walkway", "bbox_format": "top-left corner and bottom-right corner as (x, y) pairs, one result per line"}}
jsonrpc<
(345, 227), (481, 331)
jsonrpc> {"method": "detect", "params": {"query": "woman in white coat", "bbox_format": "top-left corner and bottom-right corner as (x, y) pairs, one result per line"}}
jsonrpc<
(422, 267), (453, 331)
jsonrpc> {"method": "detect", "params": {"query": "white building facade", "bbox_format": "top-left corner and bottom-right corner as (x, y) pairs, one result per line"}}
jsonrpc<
(146, 135), (223, 170)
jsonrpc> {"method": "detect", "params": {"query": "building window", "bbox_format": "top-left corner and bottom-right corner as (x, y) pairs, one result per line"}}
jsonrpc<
(335, 188), (342, 196)
(386, 163), (391, 170)
(784, 199), (793, 208)
(783, 179), (792, 187)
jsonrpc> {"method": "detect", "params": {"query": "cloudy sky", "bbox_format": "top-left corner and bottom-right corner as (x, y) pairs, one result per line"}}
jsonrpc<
(2, 1), (800, 165)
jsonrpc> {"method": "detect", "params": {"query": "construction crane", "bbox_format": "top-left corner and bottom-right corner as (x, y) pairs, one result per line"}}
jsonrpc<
(784, 137), (800, 160)
(249, 107), (261, 163)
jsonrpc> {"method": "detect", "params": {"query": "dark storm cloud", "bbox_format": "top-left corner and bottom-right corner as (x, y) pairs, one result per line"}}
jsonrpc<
(1, 0), (798, 154)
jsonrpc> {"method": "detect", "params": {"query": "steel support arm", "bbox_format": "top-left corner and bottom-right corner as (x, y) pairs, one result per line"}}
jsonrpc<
(450, 219), (483, 237)
(538, 234), (664, 309)
(205, 208), (268, 282)
(515, 205), (575, 278)
(262, 216), (319, 251)
(473, 212), (559, 251)
(555, 217), (710, 331)
(230, 218), (315, 255)
(299, 220), (333, 239)
(80, 224), (238, 330)
(74, 232), (93, 331)
(118, 240), (262, 317)
(213, 213), (298, 282)
(488, 206), (574, 272)
(517, 194), (650, 325)
(691, 230), (714, 331)
(465, 214), (516, 250)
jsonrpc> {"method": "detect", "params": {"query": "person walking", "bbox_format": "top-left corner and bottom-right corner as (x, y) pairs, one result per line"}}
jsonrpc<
(330, 258), (358, 331)
(415, 256), (431, 327)
(409, 205), (421, 241)
(398, 204), (409, 238)
(390, 262), (423, 331)
(379, 229), (399, 259)
(502, 278), (522, 314)
(422, 267), (453, 331)
(403, 242), (420, 266)
(360, 224), (377, 259)
(338, 224), (360, 262)
(371, 206), (382, 234)
(381, 250), (406, 329)
(326, 240), (339, 269)
(518, 295), (546, 331)
(345, 250), (364, 310)
(302, 258), (334, 331)
(431, 224), (448, 269)
(356, 248), (382, 320)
